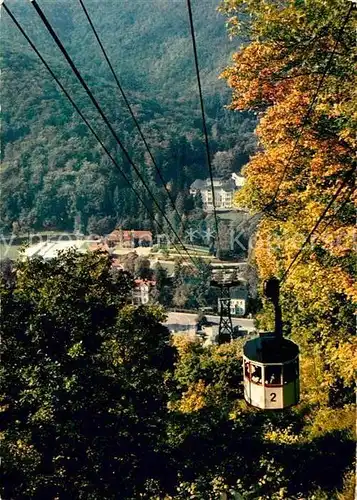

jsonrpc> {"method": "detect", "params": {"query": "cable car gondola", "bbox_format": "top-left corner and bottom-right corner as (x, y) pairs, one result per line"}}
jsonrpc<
(243, 278), (300, 410)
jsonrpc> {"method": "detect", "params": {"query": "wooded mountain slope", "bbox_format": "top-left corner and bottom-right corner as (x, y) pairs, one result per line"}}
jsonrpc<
(0, 0), (255, 234)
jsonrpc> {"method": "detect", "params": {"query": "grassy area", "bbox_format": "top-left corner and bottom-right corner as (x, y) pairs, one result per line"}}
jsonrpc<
(183, 244), (210, 255)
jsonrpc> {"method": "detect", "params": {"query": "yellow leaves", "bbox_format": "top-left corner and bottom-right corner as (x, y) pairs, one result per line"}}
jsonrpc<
(318, 225), (357, 258)
(299, 349), (328, 405)
(171, 333), (199, 356)
(284, 258), (355, 306)
(14, 439), (34, 452)
(31, 403), (54, 424)
(4, 436), (39, 461)
(170, 340), (243, 414)
(221, 0), (355, 218)
(67, 341), (85, 359)
(63, 375), (77, 391)
(221, 42), (287, 110)
(263, 424), (302, 445)
(336, 469), (356, 500)
(325, 339), (357, 386)
(307, 405), (356, 439)
(228, 399), (255, 420)
(177, 379), (207, 413)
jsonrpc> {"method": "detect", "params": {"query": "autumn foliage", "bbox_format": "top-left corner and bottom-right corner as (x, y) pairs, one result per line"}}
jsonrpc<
(220, 0), (356, 392)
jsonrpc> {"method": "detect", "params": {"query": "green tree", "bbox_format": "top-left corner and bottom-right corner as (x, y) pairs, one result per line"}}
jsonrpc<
(173, 282), (191, 309)
(86, 215), (114, 235)
(1, 250), (175, 499)
(134, 256), (153, 279)
(211, 149), (239, 178)
(166, 335), (355, 499)
(121, 251), (138, 275)
(0, 0), (256, 234)
(153, 262), (172, 306)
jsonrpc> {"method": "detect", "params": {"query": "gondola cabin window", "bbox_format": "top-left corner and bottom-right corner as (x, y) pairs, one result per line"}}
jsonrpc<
(264, 365), (282, 386)
(245, 361), (262, 385)
(283, 359), (299, 384)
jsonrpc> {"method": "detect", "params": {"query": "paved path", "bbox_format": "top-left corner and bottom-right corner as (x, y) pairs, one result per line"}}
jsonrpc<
(165, 311), (256, 333)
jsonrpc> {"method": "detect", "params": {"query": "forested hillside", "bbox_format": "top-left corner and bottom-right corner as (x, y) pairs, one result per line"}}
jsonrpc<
(0, 0), (255, 234)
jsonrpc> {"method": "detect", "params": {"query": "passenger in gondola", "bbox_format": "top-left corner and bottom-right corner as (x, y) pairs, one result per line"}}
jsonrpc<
(251, 365), (261, 384)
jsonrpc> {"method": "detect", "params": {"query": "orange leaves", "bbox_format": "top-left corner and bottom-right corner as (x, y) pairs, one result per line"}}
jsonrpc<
(221, 0), (355, 212)
(221, 42), (288, 110)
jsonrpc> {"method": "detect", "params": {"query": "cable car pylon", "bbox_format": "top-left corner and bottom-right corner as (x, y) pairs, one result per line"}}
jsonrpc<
(217, 283), (234, 344)
(211, 268), (242, 344)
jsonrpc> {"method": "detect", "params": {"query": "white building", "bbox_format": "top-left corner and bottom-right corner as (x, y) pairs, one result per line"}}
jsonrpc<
(22, 240), (87, 260)
(218, 287), (248, 317)
(231, 172), (245, 188)
(190, 174), (245, 212)
(190, 178), (236, 211)
(133, 279), (156, 305)
(230, 288), (248, 316)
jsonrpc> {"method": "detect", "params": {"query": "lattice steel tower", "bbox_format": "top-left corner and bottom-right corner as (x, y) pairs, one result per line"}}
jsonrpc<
(211, 267), (244, 344)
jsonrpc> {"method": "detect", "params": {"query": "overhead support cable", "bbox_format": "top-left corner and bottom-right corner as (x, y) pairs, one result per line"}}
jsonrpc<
(28, 0), (201, 270)
(186, 0), (221, 254)
(77, 0), (182, 220)
(314, 186), (355, 238)
(281, 168), (355, 283)
(3, 1), (198, 270)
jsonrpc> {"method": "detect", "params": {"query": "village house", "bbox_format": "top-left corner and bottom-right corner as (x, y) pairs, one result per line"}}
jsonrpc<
(106, 229), (153, 248)
(230, 288), (248, 316)
(231, 172), (245, 188)
(88, 241), (112, 254)
(133, 279), (156, 305)
(189, 173), (245, 211)
(217, 286), (248, 317)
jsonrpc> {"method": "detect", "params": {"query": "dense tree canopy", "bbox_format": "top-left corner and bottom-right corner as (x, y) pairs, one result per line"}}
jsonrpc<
(1, 251), (175, 499)
(166, 334), (355, 499)
(1, 251), (355, 499)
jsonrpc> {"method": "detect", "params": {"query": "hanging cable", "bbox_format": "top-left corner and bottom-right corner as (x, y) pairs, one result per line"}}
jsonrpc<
(2, 1), (199, 271)
(77, 0), (182, 221)
(311, 185), (355, 245)
(186, 0), (221, 254)
(280, 168), (355, 283)
(300, 184), (355, 257)
(28, 0), (201, 270)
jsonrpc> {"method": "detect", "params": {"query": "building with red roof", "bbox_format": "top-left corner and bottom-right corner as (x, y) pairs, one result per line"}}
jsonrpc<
(106, 229), (153, 248)
(88, 241), (112, 254)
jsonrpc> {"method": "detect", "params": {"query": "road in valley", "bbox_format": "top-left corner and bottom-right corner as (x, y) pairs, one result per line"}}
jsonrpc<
(164, 311), (256, 333)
